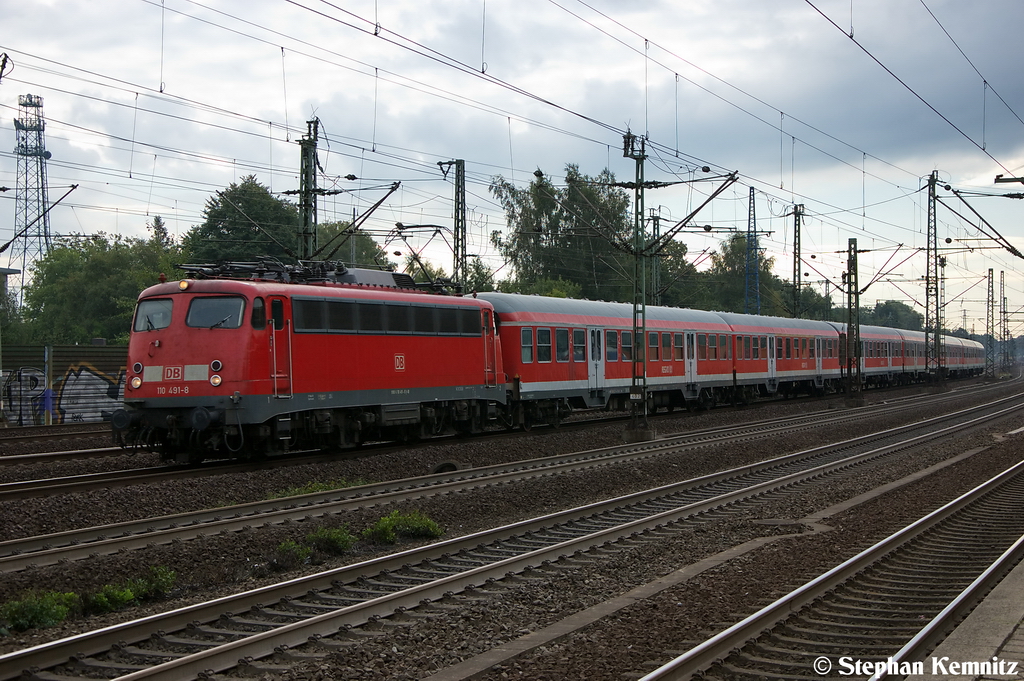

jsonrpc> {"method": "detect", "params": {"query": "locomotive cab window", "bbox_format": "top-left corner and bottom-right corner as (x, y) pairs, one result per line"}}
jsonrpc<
(250, 297), (266, 330)
(187, 296), (246, 329)
(134, 298), (173, 332)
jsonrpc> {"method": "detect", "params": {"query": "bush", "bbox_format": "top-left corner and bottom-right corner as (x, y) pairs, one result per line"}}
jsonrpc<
(305, 526), (356, 556)
(361, 510), (444, 544)
(273, 540), (312, 570)
(83, 584), (136, 615)
(0, 592), (80, 631)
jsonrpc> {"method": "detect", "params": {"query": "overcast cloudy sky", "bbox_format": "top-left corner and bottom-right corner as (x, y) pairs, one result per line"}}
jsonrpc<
(2, 0), (1023, 331)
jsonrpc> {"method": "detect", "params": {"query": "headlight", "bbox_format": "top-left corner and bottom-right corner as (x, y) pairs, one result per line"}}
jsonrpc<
(130, 376), (143, 389)
(210, 374), (222, 387)
(132, 362), (143, 374)
(210, 359), (223, 371)
(178, 280), (190, 290)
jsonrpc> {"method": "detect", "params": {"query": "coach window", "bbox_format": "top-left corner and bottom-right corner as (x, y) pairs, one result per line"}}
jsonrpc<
(662, 333), (672, 362)
(722, 334), (731, 360)
(573, 328), (586, 361)
(776, 336), (783, 360)
(752, 336), (760, 360)
(798, 338), (806, 358)
(649, 332), (660, 361)
(556, 329), (570, 362)
(785, 337), (792, 359)
(707, 333), (718, 360)
(537, 328), (552, 362)
(621, 331), (633, 361)
(809, 339), (816, 359)
(697, 334), (707, 360)
(743, 336), (751, 360)
(760, 336), (767, 359)
(674, 333), (684, 360)
(134, 298), (173, 332)
(606, 330), (618, 361)
(521, 327), (534, 363)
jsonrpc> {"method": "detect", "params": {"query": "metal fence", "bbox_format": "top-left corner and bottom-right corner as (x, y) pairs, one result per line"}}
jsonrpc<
(1, 345), (127, 426)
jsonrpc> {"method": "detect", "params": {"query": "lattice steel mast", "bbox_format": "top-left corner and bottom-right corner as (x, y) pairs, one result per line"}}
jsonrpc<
(744, 186), (760, 315)
(11, 94), (52, 303)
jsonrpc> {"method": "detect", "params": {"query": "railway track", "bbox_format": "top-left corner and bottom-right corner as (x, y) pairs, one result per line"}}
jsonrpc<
(0, 379), (1005, 503)
(0, 424), (109, 447)
(1, 388), (1021, 680)
(641, 458), (1024, 680)
(2, 389), (1021, 573)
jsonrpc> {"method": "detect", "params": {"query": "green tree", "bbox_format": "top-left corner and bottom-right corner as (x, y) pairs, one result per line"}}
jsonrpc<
(497, 276), (582, 299)
(464, 257), (495, 292)
(21, 227), (182, 344)
(315, 221), (396, 269)
(863, 300), (923, 330)
(490, 165), (632, 301)
(402, 254), (447, 284)
(181, 175), (299, 263)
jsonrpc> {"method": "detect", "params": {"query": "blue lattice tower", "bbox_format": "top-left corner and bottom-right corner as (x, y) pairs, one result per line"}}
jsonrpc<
(11, 94), (52, 304)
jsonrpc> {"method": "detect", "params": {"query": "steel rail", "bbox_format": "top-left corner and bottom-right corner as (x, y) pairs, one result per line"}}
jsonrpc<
(638, 459), (1024, 680)
(3, 397), (1022, 680)
(868, 534), (1024, 681)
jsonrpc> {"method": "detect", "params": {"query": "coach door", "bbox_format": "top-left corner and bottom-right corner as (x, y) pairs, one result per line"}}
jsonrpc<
(269, 297), (293, 398)
(482, 310), (497, 388)
(588, 327), (604, 392)
(685, 332), (697, 381)
(815, 338), (823, 374)
(767, 336), (777, 389)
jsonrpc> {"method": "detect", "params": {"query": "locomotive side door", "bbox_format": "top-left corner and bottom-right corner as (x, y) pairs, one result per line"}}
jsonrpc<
(587, 326), (604, 393)
(269, 297), (293, 398)
(482, 309), (497, 387)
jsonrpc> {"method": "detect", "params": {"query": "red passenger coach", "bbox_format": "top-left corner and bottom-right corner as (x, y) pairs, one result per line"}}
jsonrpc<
(113, 270), (504, 462)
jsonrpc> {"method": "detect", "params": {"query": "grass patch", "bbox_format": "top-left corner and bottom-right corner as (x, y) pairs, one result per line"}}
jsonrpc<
(272, 539), (312, 571)
(361, 510), (444, 544)
(305, 526), (356, 556)
(0, 566), (177, 631)
(0, 591), (79, 631)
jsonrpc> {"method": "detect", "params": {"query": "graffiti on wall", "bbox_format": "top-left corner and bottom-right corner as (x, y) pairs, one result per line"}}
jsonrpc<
(2, 364), (125, 425)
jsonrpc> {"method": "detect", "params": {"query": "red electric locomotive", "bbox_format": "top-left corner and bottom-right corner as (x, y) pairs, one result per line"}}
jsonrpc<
(112, 265), (504, 462)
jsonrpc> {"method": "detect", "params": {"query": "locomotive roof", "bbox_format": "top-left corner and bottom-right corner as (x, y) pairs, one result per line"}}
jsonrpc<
(137, 277), (491, 307)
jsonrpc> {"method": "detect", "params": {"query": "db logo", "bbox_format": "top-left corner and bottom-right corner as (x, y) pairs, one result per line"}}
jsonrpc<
(394, 354), (406, 372)
(163, 366), (183, 381)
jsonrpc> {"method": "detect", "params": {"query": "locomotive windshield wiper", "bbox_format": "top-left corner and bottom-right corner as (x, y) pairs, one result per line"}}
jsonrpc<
(145, 316), (155, 331)
(209, 315), (232, 329)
